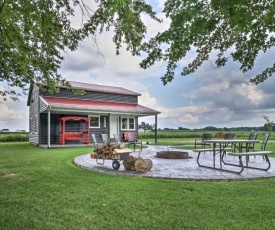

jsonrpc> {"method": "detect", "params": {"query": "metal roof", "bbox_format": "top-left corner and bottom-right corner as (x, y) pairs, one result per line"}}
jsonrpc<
(60, 81), (141, 96)
(42, 96), (160, 116)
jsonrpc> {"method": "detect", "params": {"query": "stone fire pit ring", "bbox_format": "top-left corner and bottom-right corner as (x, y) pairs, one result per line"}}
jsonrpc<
(156, 151), (192, 159)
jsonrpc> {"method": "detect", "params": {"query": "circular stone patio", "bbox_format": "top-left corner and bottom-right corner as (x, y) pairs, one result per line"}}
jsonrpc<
(73, 145), (275, 181)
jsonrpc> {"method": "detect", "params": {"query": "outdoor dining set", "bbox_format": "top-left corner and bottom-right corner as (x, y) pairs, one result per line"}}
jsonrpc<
(193, 133), (272, 174)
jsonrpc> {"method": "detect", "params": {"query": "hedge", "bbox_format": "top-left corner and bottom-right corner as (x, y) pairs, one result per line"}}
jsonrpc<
(0, 134), (29, 142)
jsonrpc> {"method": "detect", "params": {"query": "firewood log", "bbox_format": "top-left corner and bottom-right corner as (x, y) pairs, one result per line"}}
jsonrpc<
(126, 156), (136, 163)
(112, 148), (131, 155)
(135, 158), (153, 173)
(111, 143), (125, 149)
(123, 159), (135, 171)
(123, 156), (137, 170)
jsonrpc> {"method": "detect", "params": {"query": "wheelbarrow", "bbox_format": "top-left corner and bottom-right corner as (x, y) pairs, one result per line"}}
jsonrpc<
(93, 148), (132, 170)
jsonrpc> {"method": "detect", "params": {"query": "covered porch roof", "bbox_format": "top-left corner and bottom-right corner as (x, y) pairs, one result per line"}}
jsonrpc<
(41, 96), (160, 116)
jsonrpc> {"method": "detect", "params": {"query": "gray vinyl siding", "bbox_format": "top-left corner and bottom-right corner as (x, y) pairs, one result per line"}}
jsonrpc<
(29, 84), (40, 144)
(41, 88), (138, 104)
(39, 114), (109, 145)
(39, 97), (48, 113)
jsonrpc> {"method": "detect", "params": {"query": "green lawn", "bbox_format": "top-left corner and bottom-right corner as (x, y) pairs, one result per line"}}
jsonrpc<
(1, 142), (275, 229)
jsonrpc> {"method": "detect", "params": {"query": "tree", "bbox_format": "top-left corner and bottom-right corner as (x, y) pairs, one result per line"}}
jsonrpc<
(263, 115), (274, 132)
(0, 0), (158, 100)
(2, 1), (275, 101)
(140, 0), (275, 85)
(139, 121), (154, 132)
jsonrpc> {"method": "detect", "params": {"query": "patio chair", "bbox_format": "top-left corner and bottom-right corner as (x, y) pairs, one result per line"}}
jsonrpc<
(223, 133), (236, 152)
(224, 133), (235, 139)
(252, 133), (270, 152)
(113, 134), (121, 144)
(91, 134), (103, 149)
(101, 134), (109, 145)
(194, 133), (212, 149)
(240, 133), (258, 152)
(126, 132), (142, 151)
(246, 133), (270, 161)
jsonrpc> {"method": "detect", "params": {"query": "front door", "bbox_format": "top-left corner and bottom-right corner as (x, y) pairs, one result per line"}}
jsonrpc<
(110, 116), (119, 138)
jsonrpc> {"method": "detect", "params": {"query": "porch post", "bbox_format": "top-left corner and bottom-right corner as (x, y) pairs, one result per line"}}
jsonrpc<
(47, 109), (51, 148)
(155, 115), (158, 144)
(107, 113), (110, 138)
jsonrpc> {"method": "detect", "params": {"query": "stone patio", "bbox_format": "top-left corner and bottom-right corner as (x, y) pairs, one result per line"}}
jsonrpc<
(73, 145), (275, 181)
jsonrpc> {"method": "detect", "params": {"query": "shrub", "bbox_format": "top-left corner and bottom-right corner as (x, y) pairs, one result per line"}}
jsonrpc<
(0, 133), (29, 142)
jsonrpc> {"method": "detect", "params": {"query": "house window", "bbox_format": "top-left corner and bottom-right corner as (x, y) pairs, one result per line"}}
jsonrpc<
(121, 117), (135, 130)
(89, 115), (100, 128)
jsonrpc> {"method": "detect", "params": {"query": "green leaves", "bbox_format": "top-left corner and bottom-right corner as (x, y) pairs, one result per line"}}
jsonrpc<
(140, 0), (275, 85)
(0, 0), (80, 100)
(2, 0), (275, 100)
(1, 0), (160, 100)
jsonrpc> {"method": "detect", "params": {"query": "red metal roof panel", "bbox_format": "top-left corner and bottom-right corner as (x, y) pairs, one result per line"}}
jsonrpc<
(42, 96), (160, 115)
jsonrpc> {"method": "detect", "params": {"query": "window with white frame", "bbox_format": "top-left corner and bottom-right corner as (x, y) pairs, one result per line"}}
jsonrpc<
(121, 117), (135, 130)
(89, 115), (100, 128)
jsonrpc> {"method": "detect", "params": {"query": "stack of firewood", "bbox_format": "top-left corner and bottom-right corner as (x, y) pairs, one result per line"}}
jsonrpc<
(91, 143), (127, 159)
(123, 156), (153, 173)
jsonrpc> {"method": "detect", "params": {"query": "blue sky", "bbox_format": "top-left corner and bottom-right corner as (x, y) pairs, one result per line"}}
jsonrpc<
(1, 0), (275, 131)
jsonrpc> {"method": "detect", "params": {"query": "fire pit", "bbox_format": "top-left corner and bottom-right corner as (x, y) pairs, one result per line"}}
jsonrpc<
(156, 151), (191, 159)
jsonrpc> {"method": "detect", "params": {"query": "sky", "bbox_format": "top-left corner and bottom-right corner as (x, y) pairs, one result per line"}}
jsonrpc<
(1, 0), (275, 131)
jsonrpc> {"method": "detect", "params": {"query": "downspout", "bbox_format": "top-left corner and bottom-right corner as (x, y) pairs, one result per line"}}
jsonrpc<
(48, 107), (51, 148)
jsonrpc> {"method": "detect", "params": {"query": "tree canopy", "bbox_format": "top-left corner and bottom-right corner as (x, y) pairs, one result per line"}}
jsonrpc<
(1, 0), (275, 100)
(0, 0), (158, 100)
(140, 0), (275, 85)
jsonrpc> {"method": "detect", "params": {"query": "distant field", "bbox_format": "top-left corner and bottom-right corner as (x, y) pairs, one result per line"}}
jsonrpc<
(139, 130), (275, 140)
(139, 131), (275, 155)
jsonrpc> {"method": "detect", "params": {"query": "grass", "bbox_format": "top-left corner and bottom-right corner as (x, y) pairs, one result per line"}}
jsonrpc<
(1, 142), (275, 229)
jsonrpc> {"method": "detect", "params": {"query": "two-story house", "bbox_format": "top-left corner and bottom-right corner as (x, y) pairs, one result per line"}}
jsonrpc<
(27, 81), (160, 148)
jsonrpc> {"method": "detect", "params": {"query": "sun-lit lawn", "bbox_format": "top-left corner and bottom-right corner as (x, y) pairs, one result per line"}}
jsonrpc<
(1, 141), (275, 229)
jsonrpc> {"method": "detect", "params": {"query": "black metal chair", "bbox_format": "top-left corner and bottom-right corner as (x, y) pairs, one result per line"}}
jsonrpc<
(247, 133), (270, 160)
(253, 133), (270, 152)
(224, 133), (235, 139)
(194, 133), (212, 149)
(240, 133), (258, 152)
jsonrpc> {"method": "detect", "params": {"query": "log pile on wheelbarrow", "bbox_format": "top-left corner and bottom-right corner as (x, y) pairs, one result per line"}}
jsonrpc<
(91, 143), (131, 170)
(91, 143), (153, 172)
(91, 143), (128, 159)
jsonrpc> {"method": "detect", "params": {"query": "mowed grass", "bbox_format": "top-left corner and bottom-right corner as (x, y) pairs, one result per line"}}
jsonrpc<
(1, 142), (275, 229)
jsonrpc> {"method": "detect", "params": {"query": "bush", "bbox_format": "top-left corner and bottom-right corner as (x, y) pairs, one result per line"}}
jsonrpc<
(0, 133), (29, 142)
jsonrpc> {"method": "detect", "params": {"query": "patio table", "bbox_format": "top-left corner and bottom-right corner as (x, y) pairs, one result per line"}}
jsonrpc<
(197, 139), (260, 173)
